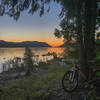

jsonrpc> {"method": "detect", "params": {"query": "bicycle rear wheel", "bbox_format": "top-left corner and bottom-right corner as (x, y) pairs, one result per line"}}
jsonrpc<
(62, 70), (78, 92)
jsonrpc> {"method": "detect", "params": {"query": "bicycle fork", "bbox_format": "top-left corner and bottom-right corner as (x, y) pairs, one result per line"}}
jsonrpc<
(69, 68), (76, 82)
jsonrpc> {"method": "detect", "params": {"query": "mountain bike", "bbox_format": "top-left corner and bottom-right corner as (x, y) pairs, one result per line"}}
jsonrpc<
(62, 62), (100, 92)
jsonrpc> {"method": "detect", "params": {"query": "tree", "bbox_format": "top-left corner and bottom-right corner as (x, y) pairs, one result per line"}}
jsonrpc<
(24, 47), (34, 76)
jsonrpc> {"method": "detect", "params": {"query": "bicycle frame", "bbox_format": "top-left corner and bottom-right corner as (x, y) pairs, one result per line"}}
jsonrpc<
(74, 64), (93, 83)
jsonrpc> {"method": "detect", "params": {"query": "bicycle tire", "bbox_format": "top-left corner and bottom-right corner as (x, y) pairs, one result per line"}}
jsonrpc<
(62, 70), (78, 92)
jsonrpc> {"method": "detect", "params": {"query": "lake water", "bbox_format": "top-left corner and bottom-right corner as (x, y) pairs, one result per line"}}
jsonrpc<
(0, 47), (65, 72)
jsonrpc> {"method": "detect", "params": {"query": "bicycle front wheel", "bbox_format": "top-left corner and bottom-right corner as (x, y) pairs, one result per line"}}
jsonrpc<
(62, 70), (78, 92)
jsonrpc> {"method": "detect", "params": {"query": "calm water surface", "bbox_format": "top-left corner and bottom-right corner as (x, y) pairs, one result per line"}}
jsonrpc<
(0, 47), (65, 72)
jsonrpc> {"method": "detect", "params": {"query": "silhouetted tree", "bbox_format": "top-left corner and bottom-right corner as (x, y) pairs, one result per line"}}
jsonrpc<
(23, 47), (34, 76)
(54, 17), (77, 43)
(54, 0), (98, 73)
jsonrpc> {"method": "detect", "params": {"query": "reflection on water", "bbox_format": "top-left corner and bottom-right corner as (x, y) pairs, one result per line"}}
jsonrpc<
(0, 47), (65, 72)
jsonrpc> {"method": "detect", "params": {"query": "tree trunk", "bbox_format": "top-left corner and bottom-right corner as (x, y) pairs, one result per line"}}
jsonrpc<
(84, 0), (96, 61)
(89, 0), (96, 60)
(78, 0), (96, 74)
(77, 1), (88, 73)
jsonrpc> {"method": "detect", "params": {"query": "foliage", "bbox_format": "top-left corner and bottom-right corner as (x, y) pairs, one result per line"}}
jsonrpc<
(54, 17), (77, 43)
(0, 0), (94, 21)
(94, 45), (100, 68)
(86, 48), (100, 100)
(0, 0), (61, 20)
(95, 52), (100, 65)
(87, 75), (100, 100)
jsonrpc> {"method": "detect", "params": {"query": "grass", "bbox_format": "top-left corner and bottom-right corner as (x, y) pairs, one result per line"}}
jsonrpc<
(0, 62), (71, 100)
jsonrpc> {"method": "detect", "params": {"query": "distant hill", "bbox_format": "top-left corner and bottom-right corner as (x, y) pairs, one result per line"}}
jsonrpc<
(0, 40), (51, 47)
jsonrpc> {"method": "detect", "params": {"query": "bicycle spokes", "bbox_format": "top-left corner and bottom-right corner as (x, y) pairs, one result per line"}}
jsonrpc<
(62, 71), (78, 92)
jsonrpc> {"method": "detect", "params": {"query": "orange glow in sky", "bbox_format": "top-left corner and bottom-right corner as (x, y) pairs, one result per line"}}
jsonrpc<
(0, 33), (64, 47)
(48, 40), (64, 47)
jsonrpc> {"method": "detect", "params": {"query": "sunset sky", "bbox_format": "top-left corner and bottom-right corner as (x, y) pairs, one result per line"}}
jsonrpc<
(0, 2), (64, 47)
